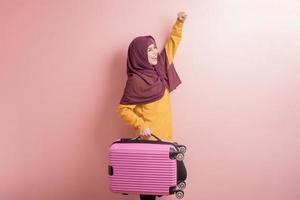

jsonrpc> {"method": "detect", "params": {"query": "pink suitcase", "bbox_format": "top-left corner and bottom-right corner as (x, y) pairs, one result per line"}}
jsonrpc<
(108, 134), (186, 199)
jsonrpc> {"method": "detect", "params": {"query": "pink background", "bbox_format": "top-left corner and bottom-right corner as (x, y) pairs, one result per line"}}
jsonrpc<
(1, 0), (299, 200)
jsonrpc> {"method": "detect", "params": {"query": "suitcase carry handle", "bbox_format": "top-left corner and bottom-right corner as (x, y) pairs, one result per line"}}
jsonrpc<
(134, 134), (162, 142)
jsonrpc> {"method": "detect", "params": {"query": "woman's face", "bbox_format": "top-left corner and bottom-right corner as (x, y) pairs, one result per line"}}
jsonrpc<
(147, 43), (158, 65)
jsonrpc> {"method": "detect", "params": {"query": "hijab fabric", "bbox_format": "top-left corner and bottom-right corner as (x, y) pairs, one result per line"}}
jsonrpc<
(120, 36), (181, 105)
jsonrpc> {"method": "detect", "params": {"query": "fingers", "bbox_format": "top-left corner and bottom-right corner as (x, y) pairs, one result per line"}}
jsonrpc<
(177, 11), (187, 22)
(145, 128), (152, 137)
(140, 128), (152, 138)
(143, 128), (151, 137)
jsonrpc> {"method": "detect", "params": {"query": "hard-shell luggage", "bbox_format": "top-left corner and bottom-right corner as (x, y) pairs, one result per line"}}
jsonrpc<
(108, 134), (187, 199)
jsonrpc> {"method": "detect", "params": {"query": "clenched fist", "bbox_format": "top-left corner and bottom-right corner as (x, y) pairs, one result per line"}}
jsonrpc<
(177, 12), (187, 22)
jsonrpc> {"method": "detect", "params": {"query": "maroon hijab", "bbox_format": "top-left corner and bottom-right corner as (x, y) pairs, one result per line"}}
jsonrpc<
(120, 36), (181, 105)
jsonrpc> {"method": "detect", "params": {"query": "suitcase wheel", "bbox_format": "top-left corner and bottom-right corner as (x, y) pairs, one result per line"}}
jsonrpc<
(178, 145), (187, 154)
(175, 190), (184, 199)
(177, 181), (186, 190)
(176, 153), (184, 161)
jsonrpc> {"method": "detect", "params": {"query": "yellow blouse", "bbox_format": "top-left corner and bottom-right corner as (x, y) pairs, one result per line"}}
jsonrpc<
(116, 19), (183, 141)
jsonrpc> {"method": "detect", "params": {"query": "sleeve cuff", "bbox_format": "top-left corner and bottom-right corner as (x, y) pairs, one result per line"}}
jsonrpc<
(137, 123), (148, 132)
(176, 18), (184, 26)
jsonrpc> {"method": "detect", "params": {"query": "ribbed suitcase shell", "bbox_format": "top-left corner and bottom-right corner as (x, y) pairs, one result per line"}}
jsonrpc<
(108, 141), (177, 196)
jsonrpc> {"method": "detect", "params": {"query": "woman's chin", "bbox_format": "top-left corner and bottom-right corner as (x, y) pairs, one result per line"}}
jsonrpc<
(152, 61), (158, 65)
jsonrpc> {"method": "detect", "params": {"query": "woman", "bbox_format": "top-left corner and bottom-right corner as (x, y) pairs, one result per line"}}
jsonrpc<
(117, 12), (188, 200)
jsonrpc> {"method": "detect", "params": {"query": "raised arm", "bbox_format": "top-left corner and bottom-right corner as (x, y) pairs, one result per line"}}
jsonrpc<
(164, 12), (187, 66)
